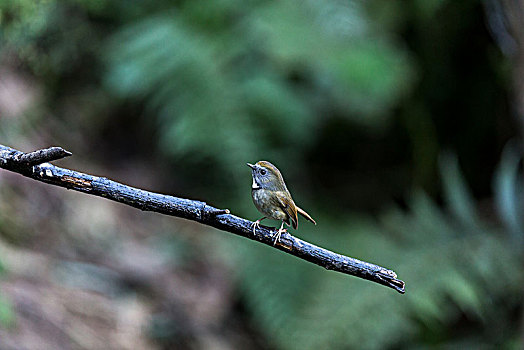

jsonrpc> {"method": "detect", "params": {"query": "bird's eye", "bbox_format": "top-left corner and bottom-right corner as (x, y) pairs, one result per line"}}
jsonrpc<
(260, 169), (267, 175)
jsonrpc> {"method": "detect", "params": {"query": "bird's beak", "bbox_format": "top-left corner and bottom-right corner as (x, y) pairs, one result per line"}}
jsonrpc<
(246, 163), (255, 169)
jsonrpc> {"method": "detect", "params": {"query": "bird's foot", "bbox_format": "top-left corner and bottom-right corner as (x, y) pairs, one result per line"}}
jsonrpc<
(251, 220), (261, 234)
(272, 227), (287, 246)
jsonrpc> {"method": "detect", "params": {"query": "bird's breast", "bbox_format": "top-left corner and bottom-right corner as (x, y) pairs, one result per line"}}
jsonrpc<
(251, 189), (287, 220)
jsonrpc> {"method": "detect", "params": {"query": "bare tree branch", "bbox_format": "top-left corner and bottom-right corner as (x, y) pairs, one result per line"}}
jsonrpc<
(0, 144), (405, 294)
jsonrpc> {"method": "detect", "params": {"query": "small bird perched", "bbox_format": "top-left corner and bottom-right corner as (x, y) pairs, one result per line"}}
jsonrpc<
(247, 161), (316, 245)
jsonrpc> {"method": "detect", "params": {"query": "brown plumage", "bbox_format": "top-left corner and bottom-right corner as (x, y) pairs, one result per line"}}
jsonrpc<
(247, 161), (316, 244)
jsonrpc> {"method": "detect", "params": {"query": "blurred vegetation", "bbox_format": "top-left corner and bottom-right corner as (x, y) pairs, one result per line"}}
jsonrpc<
(0, 0), (523, 349)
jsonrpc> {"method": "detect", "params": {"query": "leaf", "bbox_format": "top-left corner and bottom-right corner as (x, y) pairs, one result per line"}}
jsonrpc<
(493, 141), (524, 243)
(439, 152), (480, 230)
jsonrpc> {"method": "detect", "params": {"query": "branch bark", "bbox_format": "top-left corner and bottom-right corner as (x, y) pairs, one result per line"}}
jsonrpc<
(0, 144), (405, 294)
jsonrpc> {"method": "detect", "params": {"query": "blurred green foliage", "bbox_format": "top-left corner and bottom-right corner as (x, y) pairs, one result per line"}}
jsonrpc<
(0, 256), (14, 328)
(221, 151), (523, 349)
(103, 0), (414, 178)
(0, 294), (15, 328)
(0, 0), (522, 348)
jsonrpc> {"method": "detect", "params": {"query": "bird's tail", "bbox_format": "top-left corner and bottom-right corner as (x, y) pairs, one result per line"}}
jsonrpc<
(296, 206), (316, 225)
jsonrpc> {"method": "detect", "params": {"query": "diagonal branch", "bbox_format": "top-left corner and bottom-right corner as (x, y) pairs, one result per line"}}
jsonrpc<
(0, 144), (405, 294)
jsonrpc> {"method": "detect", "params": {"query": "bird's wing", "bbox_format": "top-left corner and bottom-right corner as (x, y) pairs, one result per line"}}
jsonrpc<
(275, 191), (298, 229)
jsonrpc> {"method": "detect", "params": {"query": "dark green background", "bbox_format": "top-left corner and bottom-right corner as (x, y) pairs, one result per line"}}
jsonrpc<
(0, 0), (522, 349)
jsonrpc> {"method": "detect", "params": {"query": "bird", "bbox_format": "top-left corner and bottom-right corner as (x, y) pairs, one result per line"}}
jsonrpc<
(247, 161), (316, 245)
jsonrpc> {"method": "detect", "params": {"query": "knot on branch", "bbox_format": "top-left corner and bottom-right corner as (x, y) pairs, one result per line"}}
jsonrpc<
(200, 203), (231, 222)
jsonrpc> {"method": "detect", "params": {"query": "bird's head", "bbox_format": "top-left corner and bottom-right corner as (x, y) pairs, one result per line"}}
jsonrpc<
(247, 161), (287, 191)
